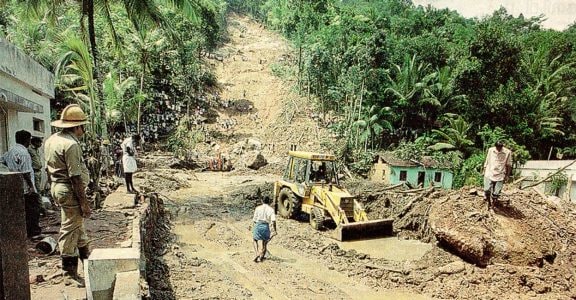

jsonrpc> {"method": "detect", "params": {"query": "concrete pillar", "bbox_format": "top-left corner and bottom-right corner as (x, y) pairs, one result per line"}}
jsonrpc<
(86, 248), (140, 300)
(0, 173), (30, 300)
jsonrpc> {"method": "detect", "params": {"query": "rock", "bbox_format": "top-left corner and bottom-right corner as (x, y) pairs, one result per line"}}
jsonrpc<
(432, 227), (491, 266)
(436, 261), (466, 275)
(245, 152), (267, 170)
(246, 138), (262, 150)
(29, 274), (44, 284)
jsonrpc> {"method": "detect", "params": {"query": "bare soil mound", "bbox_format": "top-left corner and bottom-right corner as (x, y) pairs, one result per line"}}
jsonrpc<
(430, 188), (576, 268)
(349, 182), (576, 298)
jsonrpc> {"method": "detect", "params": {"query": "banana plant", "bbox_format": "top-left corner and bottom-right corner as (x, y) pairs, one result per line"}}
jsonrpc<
(430, 114), (474, 154)
(353, 105), (393, 151)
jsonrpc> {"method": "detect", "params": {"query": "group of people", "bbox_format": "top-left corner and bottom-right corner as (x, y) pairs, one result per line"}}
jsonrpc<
(0, 130), (44, 238)
(0, 104), (143, 286)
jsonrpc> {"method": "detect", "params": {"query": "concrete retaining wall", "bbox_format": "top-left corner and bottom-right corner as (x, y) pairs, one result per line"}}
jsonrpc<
(86, 193), (168, 299)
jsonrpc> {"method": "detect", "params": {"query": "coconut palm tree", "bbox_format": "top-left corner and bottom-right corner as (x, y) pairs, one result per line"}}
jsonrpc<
(385, 54), (438, 129)
(54, 36), (99, 133)
(125, 27), (165, 134)
(22, 0), (216, 136)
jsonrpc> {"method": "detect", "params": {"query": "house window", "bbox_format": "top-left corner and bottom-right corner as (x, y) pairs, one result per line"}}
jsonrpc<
(434, 172), (442, 182)
(33, 118), (44, 133)
(399, 170), (407, 181)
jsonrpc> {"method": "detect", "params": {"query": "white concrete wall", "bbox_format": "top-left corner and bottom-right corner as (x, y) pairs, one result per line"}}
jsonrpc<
(0, 38), (54, 99)
(519, 168), (576, 203)
(0, 38), (53, 150)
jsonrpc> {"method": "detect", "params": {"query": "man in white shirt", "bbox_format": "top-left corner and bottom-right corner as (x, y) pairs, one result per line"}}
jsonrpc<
(1, 130), (36, 193)
(251, 195), (277, 262)
(1, 130), (41, 237)
(483, 141), (512, 209)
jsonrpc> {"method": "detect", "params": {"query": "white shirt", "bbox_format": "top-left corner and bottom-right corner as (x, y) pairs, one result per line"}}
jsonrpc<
(1, 143), (35, 192)
(484, 146), (512, 182)
(252, 204), (276, 223)
(121, 137), (136, 157)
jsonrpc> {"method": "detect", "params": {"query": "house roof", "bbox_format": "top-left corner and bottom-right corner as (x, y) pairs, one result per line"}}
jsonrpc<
(519, 160), (576, 171)
(376, 152), (452, 169)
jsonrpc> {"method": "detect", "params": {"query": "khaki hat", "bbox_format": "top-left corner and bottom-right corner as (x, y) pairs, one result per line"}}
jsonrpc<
(51, 104), (88, 128)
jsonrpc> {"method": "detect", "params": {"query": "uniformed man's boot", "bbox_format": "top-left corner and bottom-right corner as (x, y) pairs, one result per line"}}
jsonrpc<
(79, 245), (91, 261)
(62, 256), (85, 287)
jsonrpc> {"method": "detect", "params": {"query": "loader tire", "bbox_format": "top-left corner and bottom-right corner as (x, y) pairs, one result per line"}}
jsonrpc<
(277, 189), (299, 219)
(309, 207), (324, 230)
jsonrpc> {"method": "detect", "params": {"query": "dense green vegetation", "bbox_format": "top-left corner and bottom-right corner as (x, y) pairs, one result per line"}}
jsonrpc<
(0, 0), (227, 138)
(0, 0), (227, 194)
(229, 0), (576, 185)
(2, 0), (576, 187)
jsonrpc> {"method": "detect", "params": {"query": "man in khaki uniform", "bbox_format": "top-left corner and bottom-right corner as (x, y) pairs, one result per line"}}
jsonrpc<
(44, 104), (92, 286)
(28, 136), (43, 192)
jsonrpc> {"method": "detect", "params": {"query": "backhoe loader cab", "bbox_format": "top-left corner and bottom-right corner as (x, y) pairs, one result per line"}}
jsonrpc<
(273, 151), (393, 241)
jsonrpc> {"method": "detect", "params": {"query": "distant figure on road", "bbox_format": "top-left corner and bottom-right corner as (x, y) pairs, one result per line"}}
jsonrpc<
(483, 141), (512, 209)
(251, 195), (276, 262)
(121, 134), (141, 194)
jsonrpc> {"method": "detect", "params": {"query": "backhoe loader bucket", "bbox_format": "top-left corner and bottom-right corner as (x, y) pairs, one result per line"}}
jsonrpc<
(334, 218), (394, 241)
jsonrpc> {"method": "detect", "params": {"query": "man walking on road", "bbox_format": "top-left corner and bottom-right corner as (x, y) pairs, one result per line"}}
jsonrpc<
(251, 195), (277, 262)
(121, 134), (141, 194)
(45, 104), (92, 286)
(483, 141), (512, 209)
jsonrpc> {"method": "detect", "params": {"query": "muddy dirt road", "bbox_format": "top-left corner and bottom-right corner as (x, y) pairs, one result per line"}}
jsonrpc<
(160, 172), (428, 300)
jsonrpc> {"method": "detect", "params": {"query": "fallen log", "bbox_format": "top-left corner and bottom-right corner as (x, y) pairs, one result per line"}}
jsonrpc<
(395, 187), (435, 219)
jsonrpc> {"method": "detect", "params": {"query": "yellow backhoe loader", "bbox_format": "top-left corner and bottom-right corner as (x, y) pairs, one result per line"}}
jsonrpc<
(273, 151), (393, 241)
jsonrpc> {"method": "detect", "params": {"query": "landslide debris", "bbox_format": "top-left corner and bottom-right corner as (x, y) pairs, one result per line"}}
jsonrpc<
(347, 182), (576, 298)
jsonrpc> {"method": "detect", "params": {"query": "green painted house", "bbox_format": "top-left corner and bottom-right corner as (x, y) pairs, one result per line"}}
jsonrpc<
(369, 153), (454, 189)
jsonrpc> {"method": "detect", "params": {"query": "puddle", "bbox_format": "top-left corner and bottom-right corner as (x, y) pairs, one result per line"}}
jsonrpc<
(339, 237), (432, 261)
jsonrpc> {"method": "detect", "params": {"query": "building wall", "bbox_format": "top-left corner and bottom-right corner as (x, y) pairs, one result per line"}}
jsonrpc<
(369, 162), (391, 184)
(1, 38), (53, 188)
(0, 38), (54, 98)
(0, 38), (53, 150)
(518, 167), (576, 203)
(389, 166), (453, 189)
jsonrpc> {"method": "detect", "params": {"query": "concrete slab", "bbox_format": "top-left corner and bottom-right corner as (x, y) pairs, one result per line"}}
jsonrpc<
(104, 190), (135, 209)
(86, 248), (140, 300)
(112, 271), (140, 300)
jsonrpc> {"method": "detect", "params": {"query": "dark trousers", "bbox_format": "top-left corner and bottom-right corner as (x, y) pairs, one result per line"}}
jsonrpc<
(24, 193), (41, 237)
